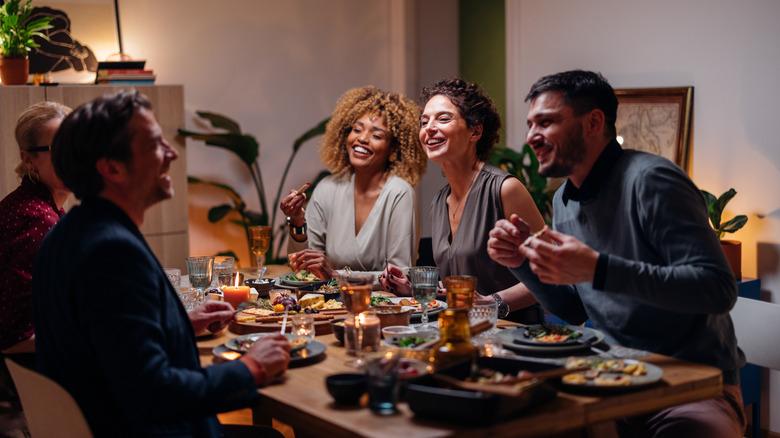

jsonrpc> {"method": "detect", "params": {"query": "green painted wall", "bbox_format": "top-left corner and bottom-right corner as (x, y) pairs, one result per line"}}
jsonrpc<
(459, 0), (506, 147)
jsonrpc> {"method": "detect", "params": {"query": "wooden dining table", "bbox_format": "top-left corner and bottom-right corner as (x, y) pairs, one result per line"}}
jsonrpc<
(197, 324), (723, 438)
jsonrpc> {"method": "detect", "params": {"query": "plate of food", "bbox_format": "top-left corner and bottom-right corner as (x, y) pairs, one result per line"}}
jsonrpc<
(512, 324), (591, 346)
(372, 296), (447, 315)
(279, 270), (327, 289)
(497, 326), (605, 355)
(215, 334), (326, 367)
(560, 358), (663, 392)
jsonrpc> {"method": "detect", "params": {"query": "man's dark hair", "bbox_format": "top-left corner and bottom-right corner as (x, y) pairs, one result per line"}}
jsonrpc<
(525, 70), (618, 138)
(52, 90), (151, 200)
(421, 78), (501, 161)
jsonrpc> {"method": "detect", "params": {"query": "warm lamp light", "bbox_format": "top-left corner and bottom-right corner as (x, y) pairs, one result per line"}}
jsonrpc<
(106, 0), (132, 61)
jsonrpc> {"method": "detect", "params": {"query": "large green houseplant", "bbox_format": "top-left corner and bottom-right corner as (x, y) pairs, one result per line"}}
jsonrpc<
(179, 113), (330, 265)
(0, 0), (51, 85)
(701, 188), (748, 279)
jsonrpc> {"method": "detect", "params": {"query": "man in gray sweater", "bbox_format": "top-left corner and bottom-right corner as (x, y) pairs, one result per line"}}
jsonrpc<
(487, 70), (745, 437)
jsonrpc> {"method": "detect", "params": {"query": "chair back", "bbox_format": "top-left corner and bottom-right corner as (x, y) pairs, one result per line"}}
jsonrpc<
(731, 297), (780, 370)
(4, 358), (93, 438)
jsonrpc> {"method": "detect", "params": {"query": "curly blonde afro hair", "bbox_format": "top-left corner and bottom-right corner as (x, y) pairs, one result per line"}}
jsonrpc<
(320, 86), (427, 186)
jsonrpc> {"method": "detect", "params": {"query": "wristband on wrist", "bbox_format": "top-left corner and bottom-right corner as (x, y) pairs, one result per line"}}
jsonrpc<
(286, 216), (307, 238)
(492, 293), (510, 319)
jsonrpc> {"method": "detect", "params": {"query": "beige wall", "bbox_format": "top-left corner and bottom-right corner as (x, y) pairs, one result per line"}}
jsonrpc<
(507, 0), (780, 431)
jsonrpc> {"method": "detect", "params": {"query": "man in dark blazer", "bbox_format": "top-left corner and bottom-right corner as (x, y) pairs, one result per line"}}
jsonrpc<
(33, 91), (290, 437)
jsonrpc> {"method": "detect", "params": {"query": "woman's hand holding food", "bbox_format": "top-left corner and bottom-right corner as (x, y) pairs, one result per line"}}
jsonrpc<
(280, 182), (310, 225)
(288, 249), (333, 279)
(379, 263), (412, 295)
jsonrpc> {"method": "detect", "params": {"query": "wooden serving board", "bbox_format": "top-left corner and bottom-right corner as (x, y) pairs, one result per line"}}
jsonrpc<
(229, 309), (349, 336)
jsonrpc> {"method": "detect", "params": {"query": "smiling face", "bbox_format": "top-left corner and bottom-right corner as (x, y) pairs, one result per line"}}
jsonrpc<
(526, 91), (587, 178)
(346, 112), (391, 174)
(419, 94), (479, 165)
(124, 107), (178, 209)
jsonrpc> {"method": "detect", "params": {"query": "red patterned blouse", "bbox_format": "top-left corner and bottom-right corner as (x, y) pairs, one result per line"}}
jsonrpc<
(0, 177), (64, 350)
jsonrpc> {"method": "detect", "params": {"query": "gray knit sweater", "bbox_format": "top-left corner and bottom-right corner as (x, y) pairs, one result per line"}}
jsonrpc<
(511, 141), (744, 383)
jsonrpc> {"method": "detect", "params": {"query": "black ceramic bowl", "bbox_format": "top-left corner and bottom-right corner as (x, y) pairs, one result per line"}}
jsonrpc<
(325, 373), (366, 405)
(330, 318), (346, 345)
(244, 278), (275, 297)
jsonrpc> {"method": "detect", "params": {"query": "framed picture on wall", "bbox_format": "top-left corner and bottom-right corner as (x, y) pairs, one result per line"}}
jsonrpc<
(614, 87), (693, 173)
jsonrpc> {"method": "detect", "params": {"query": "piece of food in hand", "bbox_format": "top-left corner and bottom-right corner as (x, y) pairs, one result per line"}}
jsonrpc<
(299, 293), (325, 309)
(522, 227), (548, 247)
(294, 182), (311, 196)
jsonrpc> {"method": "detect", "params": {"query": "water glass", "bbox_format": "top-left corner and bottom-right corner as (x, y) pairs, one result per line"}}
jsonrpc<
(443, 275), (476, 309)
(469, 301), (498, 331)
(474, 334), (503, 358)
(177, 288), (201, 312)
(186, 256), (214, 299)
(164, 268), (181, 288)
(409, 266), (439, 328)
(213, 256), (235, 287)
(291, 314), (316, 340)
(365, 352), (401, 416)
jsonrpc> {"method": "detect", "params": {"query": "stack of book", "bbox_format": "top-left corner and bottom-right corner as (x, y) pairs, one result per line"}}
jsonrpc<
(94, 60), (156, 85)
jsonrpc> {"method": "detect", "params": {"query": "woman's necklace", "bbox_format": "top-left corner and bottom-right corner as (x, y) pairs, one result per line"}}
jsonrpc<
(449, 162), (483, 232)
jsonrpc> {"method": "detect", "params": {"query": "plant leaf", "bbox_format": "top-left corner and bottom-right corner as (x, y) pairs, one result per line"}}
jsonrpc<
(720, 215), (748, 234)
(292, 117), (329, 152)
(700, 190), (720, 229)
(712, 188), (737, 228)
(179, 130), (259, 166)
(208, 204), (234, 223)
(195, 111), (242, 134)
(244, 210), (268, 226)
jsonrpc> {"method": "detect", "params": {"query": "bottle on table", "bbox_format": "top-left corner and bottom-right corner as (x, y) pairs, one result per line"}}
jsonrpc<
(429, 307), (476, 372)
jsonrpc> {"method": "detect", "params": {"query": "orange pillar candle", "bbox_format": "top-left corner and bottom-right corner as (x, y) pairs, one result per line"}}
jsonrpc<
(223, 285), (250, 308)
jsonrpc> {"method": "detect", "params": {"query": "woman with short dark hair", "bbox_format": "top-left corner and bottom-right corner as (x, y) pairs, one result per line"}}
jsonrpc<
(384, 79), (546, 323)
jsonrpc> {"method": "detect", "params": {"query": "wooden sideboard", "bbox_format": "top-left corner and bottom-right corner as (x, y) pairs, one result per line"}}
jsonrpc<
(0, 85), (189, 269)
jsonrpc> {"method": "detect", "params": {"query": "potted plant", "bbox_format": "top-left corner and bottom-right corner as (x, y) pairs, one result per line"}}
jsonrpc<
(0, 0), (52, 85)
(701, 188), (748, 279)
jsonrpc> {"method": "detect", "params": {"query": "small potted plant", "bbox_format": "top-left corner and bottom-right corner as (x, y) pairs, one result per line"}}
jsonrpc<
(0, 0), (51, 85)
(701, 188), (748, 280)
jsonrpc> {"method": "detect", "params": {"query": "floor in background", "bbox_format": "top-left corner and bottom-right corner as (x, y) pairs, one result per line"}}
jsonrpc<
(218, 408), (294, 438)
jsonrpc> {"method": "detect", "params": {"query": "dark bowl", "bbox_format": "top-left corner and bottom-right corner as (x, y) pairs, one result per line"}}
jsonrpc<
(325, 373), (366, 405)
(244, 278), (275, 297)
(330, 318), (346, 345)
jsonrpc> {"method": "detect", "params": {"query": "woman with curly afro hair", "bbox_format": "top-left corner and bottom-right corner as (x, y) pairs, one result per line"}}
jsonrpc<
(382, 78), (546, 324)
(280, 86), (426, 280)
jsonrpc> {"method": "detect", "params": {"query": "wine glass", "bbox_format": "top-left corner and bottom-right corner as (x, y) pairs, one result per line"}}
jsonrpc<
(249, 225), (272, 279)
(337, 271), (373, 368)
(409, 266), (439, 328)
(185, 256), (214, 302)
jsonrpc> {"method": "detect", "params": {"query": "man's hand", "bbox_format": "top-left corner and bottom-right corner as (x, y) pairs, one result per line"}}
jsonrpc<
(241, 334), (291, 385)
(288, 249), (333, 279)
(379, 264), (412, 295)
(519, 228), (599, 285)
(188, 301), (234, 334)
(487, 214), (532, 268)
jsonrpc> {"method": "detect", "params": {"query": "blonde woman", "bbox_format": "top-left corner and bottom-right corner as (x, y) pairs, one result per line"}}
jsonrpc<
(0, 101), (71, 352)
(281, 86), (426, 280)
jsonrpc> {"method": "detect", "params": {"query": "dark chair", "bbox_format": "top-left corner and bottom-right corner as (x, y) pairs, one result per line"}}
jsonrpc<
(416, 237), (435, 267)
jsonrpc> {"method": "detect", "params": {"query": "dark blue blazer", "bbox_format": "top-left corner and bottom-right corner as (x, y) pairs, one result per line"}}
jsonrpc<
(33, 197), (258, 437)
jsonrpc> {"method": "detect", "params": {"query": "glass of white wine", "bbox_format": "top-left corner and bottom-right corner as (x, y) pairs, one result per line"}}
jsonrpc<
(337, 271), (374, 368)
(249, 225), (272, 279)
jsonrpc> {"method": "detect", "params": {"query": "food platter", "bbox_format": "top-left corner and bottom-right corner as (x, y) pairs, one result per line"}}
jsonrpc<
(372, 296), (447, 322)
(497, 326), (605, 355)
(229, 308), (348, 335)
(278, 271), (327, 289)
(559, 358), (663, 393)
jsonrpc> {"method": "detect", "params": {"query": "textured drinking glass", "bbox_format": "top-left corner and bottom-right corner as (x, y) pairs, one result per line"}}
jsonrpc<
(164, 268), (181, 288)
(291, 314), (315, 340)
(213, 256), (235, 287)
(337, 272), (375, 368)
(443, 275), (476, 309)
(409, 266), (439, 328)
(366, 352), (401, 416)
(249, 226), (272, 278)
(177, 288), (201, 312)
(469, 301), (498, 331)
(186, 256), (214, 300)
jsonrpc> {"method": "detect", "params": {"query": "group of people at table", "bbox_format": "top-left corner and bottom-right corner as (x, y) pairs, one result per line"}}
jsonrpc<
(0, 70), (745, 437)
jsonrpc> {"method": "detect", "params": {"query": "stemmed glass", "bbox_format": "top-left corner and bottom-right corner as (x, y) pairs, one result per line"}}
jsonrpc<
(409, 266), (439, 328)
(337, 271), (373, 368)
(185, 256), (214, 303)
(249, 225), (271, 279)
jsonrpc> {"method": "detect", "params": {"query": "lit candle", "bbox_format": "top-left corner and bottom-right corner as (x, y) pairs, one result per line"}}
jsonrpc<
(222, 274), (250, 308)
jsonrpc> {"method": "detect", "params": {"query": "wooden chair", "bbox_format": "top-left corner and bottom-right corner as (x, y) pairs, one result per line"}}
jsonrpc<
(4, 358), (92, 438)
(731, 296), (780, 438)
